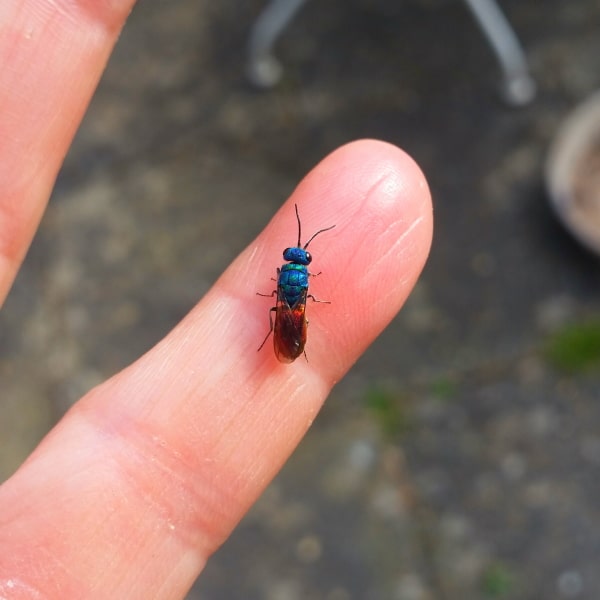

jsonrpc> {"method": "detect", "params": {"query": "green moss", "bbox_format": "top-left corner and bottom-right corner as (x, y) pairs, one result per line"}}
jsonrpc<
(364, 386), (412, 437)
(482, 563), (514, 597)
(544, 319), (600, 372)
(430, 377), (458, 401)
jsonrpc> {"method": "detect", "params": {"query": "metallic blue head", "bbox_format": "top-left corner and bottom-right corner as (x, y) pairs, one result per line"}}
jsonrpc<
(283, 246), (312, 265)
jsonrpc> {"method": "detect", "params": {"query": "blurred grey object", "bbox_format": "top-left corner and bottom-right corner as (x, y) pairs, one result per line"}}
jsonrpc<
(246, 0), (536, 105)
(547, 91), (600, 255)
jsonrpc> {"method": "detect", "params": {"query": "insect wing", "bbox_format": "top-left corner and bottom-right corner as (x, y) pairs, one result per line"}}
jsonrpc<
(273, 289), (307, 363)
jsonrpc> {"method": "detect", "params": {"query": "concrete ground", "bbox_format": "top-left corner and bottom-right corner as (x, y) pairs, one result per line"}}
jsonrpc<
(2, 0), (600, 598)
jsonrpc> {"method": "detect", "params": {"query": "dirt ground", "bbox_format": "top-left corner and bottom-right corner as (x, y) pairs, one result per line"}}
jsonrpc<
(2, 1), (600, 598)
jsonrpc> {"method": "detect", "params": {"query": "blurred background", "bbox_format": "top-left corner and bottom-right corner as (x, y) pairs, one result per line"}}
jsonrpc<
(2, 0), (600, 598)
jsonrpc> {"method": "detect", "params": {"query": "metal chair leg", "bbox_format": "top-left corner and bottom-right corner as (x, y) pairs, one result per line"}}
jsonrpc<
(246, 0), (309, 88)
(246, 0), (536, 105)
(462, 0), (536, 105)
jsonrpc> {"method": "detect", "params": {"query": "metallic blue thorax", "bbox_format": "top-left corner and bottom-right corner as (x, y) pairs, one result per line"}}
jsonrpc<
(278, 253), (310, 308)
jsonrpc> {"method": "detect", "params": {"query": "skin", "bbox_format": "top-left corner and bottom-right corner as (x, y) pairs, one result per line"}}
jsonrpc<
(0, 1), (433, 598)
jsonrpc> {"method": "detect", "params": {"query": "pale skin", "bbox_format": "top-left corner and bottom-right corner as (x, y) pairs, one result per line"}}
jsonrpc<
(0, 1), (433, 598)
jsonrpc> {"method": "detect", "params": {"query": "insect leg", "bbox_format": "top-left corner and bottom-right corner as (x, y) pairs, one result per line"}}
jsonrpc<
(257, 306), (277, 351)
(259, 267), (281, 289)
(307, 294), (331, 304)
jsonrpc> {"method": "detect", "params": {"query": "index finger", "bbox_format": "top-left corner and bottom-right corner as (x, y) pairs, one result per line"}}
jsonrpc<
(0, 0), (136, 305)
(0, 140), (432, 599)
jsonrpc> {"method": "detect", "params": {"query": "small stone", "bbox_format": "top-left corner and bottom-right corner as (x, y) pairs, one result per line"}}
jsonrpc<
(557, 569), (584, 597)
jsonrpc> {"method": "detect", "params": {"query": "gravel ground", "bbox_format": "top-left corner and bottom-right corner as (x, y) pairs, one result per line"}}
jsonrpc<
(2, 1), (600, 598)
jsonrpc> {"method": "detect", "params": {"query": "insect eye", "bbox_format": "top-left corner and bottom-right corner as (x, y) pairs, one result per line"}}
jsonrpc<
(305, 252), (312, 264)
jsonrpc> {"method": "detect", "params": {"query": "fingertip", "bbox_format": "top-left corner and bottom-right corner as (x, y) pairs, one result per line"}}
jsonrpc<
(272, 139), (433, 379)
(293, 138), (432, 255)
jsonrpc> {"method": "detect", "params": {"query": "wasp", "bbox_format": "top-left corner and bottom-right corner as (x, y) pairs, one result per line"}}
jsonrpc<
(258, 205), (335, 363)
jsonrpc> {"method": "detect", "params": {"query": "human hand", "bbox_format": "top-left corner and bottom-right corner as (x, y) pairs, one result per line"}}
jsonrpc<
(0, 1), (433, 598)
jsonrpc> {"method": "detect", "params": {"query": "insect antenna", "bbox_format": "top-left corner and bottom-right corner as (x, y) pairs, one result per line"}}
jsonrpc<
(294, 203), (336, 249)
(303, 223), (336, 249)
(294, 203), (302, 247)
